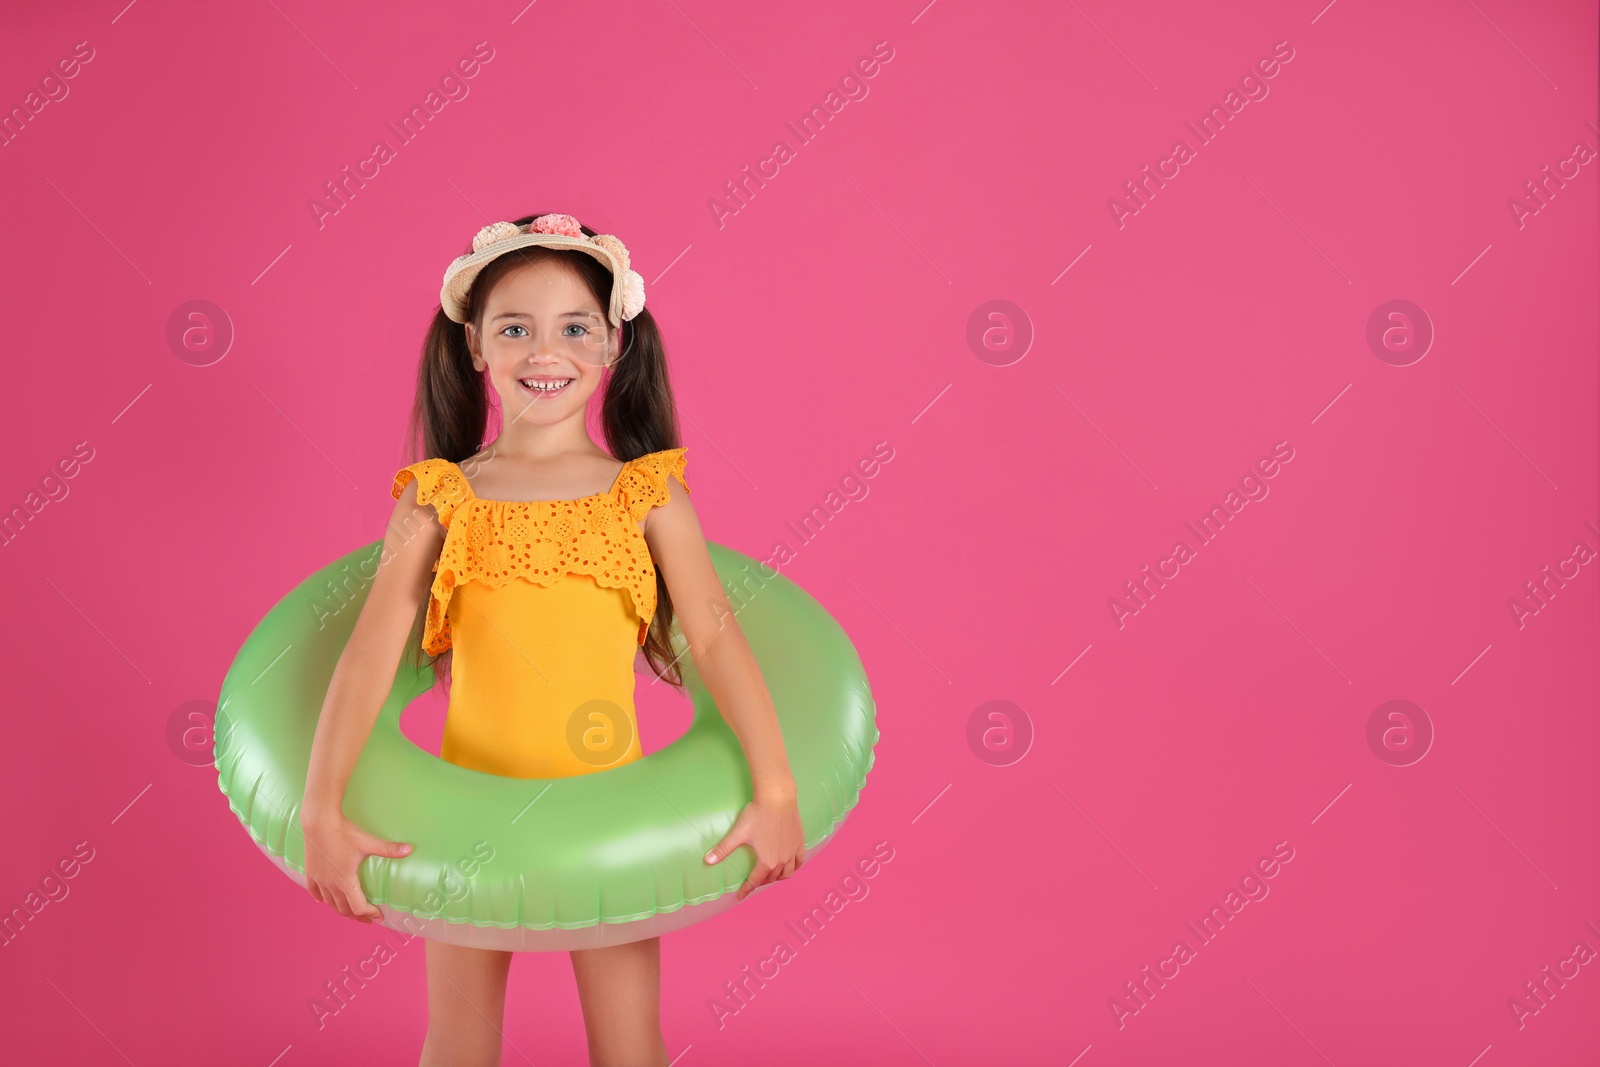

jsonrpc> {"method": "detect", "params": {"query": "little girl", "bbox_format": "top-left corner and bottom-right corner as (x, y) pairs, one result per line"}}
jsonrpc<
(298, 212), (806, 1067)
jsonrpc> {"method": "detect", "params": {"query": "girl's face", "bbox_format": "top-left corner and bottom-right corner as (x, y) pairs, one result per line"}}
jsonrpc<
(465, 257), (617, 429)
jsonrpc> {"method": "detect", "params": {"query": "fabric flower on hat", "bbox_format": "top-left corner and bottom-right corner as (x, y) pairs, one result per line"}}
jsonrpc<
(589, 233), (630, 273)
(618, 269), (646, 321)
(472, 221), (522, 253)
(529, 213), (584, 237)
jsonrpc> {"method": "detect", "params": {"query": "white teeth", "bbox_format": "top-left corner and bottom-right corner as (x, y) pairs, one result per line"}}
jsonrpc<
(520, 379), (571, 392)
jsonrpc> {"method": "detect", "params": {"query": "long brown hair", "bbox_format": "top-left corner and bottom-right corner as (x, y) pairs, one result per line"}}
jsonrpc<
(400, 213), (688, 691)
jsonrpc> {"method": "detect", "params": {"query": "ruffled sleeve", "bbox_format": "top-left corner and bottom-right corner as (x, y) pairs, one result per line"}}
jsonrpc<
(615, 448), (690, 525)
(391, 459), (474, 655)
(391, 458), (473, 528)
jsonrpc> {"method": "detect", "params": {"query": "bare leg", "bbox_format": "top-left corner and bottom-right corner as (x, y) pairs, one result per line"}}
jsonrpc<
(569, 937), (668, 1067)
(420, 940), (514, 1067)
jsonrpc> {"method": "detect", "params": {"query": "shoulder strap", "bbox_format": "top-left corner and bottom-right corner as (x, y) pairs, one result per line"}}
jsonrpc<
(616, 448), (690, 524)
(391, 459), (474, 527)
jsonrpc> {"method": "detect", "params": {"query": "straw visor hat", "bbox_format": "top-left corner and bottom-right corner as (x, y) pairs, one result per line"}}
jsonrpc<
(439, 213), (646, 328)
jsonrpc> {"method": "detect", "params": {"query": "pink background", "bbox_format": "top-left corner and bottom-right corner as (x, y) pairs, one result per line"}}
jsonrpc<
(2, 1), (1597, 1063)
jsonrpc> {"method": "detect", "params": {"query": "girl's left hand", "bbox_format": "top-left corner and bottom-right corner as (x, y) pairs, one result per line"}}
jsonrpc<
(705, 787), (806, 900)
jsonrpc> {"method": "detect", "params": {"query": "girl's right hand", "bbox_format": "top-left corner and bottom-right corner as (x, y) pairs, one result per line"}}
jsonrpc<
(300, 810), (413, 924)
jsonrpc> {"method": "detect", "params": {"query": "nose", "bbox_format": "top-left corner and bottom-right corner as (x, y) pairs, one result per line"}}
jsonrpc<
(526, 330), (566, 362)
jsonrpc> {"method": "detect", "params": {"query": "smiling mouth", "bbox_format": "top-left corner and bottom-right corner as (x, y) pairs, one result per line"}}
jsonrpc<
(518, 377), (574, 397)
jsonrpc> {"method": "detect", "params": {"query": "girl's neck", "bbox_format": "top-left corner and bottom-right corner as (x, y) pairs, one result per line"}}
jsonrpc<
(485, 413), (607, 462)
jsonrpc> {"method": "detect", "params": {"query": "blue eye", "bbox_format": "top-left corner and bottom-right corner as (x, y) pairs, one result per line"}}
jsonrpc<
(563, 323), (588, 337)
(502, 324), (527, 338)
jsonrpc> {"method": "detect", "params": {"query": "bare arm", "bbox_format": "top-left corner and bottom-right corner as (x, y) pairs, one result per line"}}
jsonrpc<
(298, 480), (444, 921)
(303, 481), (444, 821)
(644, 475), (804, 898)
(644, 476), (795, 802)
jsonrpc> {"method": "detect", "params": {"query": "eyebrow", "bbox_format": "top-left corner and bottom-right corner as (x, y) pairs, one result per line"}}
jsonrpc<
(490, 309), (601, 322)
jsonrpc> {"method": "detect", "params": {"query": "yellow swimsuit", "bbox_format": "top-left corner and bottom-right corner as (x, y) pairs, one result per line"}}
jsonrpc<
(390, 448), (690, 779)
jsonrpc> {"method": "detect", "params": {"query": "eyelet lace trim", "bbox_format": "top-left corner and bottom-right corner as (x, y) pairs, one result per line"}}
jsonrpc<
(391, 448), (690, 654)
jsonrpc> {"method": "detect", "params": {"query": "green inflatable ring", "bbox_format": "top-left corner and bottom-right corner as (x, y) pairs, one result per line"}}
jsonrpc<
(215, 539), (878, 951)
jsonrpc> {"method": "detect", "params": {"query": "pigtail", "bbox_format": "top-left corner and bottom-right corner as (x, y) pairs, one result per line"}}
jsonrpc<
(600, 307), (682, 460)
(408, 308), (490, 466)
(598, 305), (688, 688)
